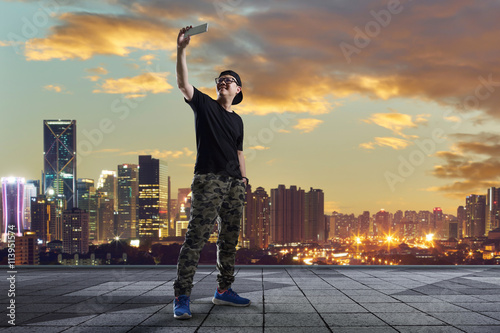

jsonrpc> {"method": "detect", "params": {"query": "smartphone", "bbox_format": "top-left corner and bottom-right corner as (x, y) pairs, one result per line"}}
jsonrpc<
(184, 23), (209, 37)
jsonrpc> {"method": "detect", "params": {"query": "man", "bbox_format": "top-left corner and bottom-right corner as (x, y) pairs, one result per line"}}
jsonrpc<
(173, 25), (251, 320)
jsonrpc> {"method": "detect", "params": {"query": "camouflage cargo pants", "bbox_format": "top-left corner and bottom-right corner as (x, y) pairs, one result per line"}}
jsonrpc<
(173, 173), (246, 297)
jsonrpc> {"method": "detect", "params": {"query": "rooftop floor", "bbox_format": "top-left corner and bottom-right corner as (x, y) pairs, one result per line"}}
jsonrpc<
(1, 266), (500, 332)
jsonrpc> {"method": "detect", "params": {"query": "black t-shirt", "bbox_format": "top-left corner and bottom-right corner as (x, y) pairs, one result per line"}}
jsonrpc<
(185, 87), (244, 179)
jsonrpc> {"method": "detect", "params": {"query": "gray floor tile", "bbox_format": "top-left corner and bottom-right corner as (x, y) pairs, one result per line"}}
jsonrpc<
(360, 302), (419, 313)
(265, 313), (325, 327)
(457, 326), (500, 333)
(314, 303), (368, 313)
(394, 326), (463, 332)
(322, 313), (387, 327)
(375, 312), (445, 326)
(430, 312), (500, 325)
(202, 314), (262, 327)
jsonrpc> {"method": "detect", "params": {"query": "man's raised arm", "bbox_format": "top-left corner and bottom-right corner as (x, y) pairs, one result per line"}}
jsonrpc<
(176, 26), (194, 102)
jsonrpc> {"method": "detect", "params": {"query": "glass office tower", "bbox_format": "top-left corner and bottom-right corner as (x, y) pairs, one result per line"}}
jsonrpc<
(43, 120), (77, 209)
(2, 177), (25, 240)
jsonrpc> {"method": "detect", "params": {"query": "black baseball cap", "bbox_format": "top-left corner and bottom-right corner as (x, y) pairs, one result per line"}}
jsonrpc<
(218, 70), (243, 105)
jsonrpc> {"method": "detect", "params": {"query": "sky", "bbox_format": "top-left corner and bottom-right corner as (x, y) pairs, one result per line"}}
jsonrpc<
(1, 0), (500, 216)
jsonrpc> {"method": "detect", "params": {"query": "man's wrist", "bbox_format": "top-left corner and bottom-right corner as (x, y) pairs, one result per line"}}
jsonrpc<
(242, 177), (249, 184)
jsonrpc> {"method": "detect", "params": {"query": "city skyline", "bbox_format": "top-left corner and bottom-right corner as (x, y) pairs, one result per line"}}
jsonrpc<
(2, 1), (500, 215)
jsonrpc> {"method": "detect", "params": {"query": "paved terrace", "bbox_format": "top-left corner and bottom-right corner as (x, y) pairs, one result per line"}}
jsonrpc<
(1, 266), (500, 332)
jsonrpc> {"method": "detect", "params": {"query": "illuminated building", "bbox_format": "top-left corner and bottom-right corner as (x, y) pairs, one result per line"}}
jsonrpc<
(457, 206), (466, 238)
(47, 194), (66, 241)
(417, 210), (432, 237)
(97, 192), (114, 242)
(43, 120), (76, 209)
(270, 185), (304, 245)
(465, 195), (486, 237)
(15, 231), (39, 265)
(374, 209), (390, 237)
(1, 177), (25, 240)
(77, 178), (97, 241)
(96, 170), (117, 242)
(138, 155), (168, 240)
(117, 164), (139, 239)
(23, 180), (39, 231)
(177, 188), (191, 217)
(304, 188), (325, 242)
(176, 200), (190, 237)
(246, 186), (270, 249)
(358, 211), (370, 237)
(332, 213), (356, 238)
(97, 170), (117, 210)
(433, 207), (444, 238)
(62, 207), (89, 254)
(486, 187), (500, 233)
(30, 195), (51, 244)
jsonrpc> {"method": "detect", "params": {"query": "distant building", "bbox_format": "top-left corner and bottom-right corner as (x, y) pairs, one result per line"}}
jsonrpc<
(138, 155), (168, 240)
(62, 208), (89, 254)
(270, 185), (304, 245)
(23, 179), (40, 231)
(117, 164), (139, 239)
(374, 209), (391, 236)
(30, 195), (51, 244)
(465, 195), (486, 237)
(15, 231), (39, 265)
(486, 187), (500, 234)
(1, 177), (25, 240)
(457, 206), (466, 238)
(43, 120), (76, 209)
(77, 178), (97, 241)
(96, 170), (117, 210)
(246, 186), (270, 249)
(358, 211), (370, 237)
(304, 188), (325, 242)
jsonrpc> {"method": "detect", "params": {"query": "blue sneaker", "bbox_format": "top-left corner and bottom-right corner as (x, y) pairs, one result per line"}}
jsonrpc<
(212, 288), (251, 307)
(173, 295), (192, 319)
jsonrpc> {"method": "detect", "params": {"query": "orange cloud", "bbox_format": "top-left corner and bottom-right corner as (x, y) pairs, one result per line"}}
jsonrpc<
(93, 72), (173, 97)
(140, 54), (156, 65)
(293, 118), (324, 133)
(86, 67), (108, 75)
(249, 146), (270, 150)
(430, 132), (500, 198)
(43, 84), (71, 94)
(359, 137), (411, 150)
(25, 12), (177, 61)
(362, 111), (425, 139)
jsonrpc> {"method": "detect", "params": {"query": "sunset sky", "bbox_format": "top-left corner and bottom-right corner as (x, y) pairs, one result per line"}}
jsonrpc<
(2, 0), (500, 216)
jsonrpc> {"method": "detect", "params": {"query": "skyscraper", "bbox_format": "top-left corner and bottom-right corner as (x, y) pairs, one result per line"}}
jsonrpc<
(304, 188), (325, 242)
(247, 186), (270, 249)
(117, 164), (139, 239)
(43, 120), (77, 209)
(62, 207), (89, 254)
(433, 207), (444, 237)
(270, 185), (304, 245)
(30, 195), (51, 244)
(138, 155), (168, 239)
(23, 180), (39, 231)
(358, 211), (370, 237)
(1, 177), (25, 240)
(77, 178), (97, 241)
(457, 206), (466, 238)
(486, 187), (500, 234)
(465, 195), (486, 237)
(97, 170), (117, 210)
(374, 209), (391, 237)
